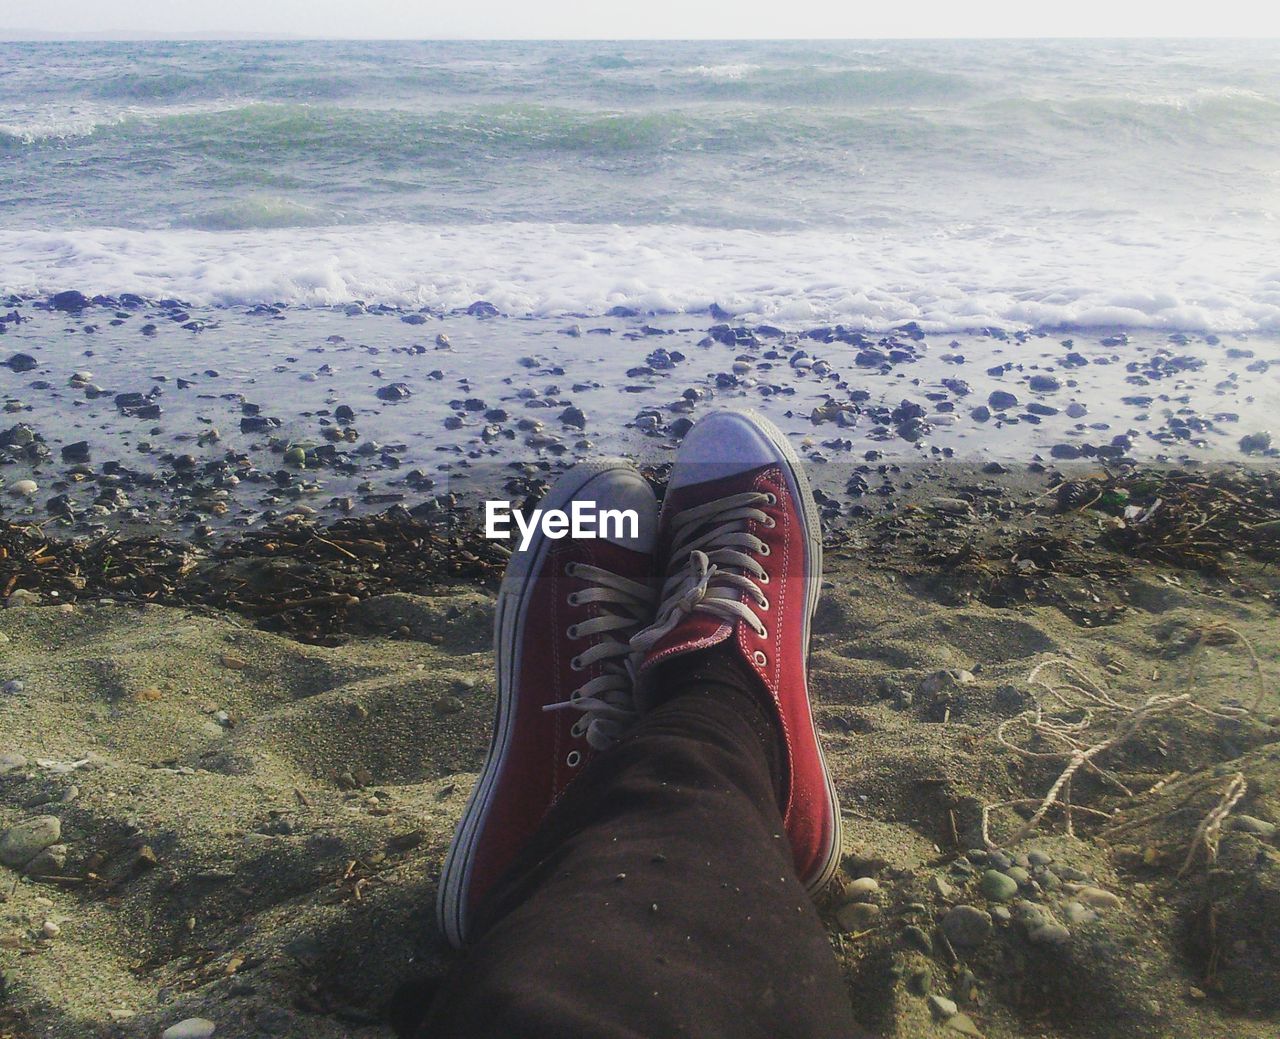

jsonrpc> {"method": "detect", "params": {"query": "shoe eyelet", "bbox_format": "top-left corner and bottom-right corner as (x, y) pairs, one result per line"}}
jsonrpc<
(566, 750), (582, 768)
(564, 562), (578, 577)
(762, 517), (776, 529)
(759, 571), (770, 584)
(571, 719), (587, 737)
(758, 596), (770, 611)
(567, 624), (580, 639)
(570, 656), (584, 671)
(567, 592), (580, 606)
(753, 650), (767, 666)
(764, 493), (777, 505)
(570, 689), (584, 701)
(756, 625), (768, 640)
(759, 544), (771, 556)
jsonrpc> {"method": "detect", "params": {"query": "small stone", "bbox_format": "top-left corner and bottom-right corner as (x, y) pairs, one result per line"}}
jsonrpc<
(219, 653), (249, 671)
(903, 924), (933, 954)
(920, 669), (975, 696)
(980, 870), (1018, 902)
(845, 876), (880, 900)
(1073, 885), (1121, 910)
(836, 900), (882, 932)
(928, 994), (958, 1018)
(942, 905), (993, 947)
(1029, 374), (1061, 392)
(947, 1012), (984, 1037)
(162, 1019), (216, 1039)
(0, 815), (61, 868)
(26, 844), (68, 875)
(1064, 901), (1099, 925)
(1029, 923), (1072, 946)
(1005, 866), (1030, 885)
(988, 390), (1018, 411)
(0, 750), (28, 774)
(927, 874), (954, 899)
(1239, 431), (1272, 455)
(1232, 815), (1277, 839)
(1027, 849), (1052, 866)
(41, 920), (61, 938)
(10, 479), (38, 498)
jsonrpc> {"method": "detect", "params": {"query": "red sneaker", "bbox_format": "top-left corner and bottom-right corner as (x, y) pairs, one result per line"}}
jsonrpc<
(631, 410), (842, 894)
(437, 462), (658, 947)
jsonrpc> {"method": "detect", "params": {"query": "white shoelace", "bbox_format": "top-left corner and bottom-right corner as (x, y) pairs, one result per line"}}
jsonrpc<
(542, 561), (656, 750)
(630, 491), (774, 655)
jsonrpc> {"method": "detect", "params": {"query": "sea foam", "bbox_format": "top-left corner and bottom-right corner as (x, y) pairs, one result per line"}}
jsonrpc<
(2, 223), (1276, 333)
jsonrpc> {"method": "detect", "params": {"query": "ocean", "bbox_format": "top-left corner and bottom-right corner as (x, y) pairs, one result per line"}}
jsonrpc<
(1, 38), (1277, 332)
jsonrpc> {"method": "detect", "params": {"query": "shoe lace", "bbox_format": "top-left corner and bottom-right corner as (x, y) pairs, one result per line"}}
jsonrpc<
(630, 491), (773, 655)
(542, 561), (656, 750)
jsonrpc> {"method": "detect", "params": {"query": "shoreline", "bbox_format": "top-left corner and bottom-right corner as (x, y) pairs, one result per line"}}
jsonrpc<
(2, 294), (1275, 541)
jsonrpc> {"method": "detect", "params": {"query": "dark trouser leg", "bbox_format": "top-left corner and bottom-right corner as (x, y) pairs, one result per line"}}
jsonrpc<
(417, 677), (859, 1039)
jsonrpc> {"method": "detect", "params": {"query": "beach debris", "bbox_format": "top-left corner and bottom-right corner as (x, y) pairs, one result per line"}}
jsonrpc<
(982, 657), (1249, 848)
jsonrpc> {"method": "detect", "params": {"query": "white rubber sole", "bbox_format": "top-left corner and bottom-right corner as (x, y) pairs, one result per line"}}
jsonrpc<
(436, 461), (649, 948)
(695, 409), (843, 895)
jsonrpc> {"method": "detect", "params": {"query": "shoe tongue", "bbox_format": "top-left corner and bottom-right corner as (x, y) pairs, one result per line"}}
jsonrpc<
(635, 613), (734, 709)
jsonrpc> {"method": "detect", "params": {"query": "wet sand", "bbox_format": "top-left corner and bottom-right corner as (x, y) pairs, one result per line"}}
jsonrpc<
(1, 296), (1276, 535)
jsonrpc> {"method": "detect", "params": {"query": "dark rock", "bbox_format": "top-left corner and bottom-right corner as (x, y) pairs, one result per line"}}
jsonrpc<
(988, 390), (1018, 411)
(377, 383), (412, 402)
(52, 290), (88, 312)
(4, 353), (38, 373)
(1029, 374), (1061, 392)
(558, 406), (587, 430)
(60, 441), (91, 463)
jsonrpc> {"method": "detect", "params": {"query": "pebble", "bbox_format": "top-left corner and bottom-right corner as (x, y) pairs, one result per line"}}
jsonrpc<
(26, 844), (68, 875)
(980, 870), (1019, 902)
(942, 905), (993, 947)
(41, 920), (61, 938)
(0, 750), (29, 774)
(162, 1019), (217, 1039)
(2, 680), (24, 695)
(1027, 849), (1052, 866)
(10, 479), (38, 498)
(1232, 815), (1277, 839)
(947, 1012), (983, 1037)
(1073, 885), (1121, 910)
(1029, 923), (1072, 946)
(988, 390), (1018, 411)
(845, 876), (880, 900)
(927, 874), (954, 899)
(836, 900), (882, 932)
(928, 994), (959, 1018)
(919, 669), (975, 696)
(1064, 901), (1099, 925)
(903, 924), (933, 954)
(0, 815), (62, 869)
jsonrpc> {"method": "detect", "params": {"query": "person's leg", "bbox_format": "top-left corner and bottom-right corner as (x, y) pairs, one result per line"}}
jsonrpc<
(419, 648), (858, 1039)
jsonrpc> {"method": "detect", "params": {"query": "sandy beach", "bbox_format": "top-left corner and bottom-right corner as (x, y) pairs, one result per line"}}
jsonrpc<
(3, 462), (1278, 1039)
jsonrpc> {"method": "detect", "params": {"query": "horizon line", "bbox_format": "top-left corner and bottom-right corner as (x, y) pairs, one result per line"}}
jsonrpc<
(4, 30), (1279, 42)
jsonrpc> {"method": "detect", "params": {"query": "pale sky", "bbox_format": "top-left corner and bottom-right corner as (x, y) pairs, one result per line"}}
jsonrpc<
(6, 0), (1279, 39)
